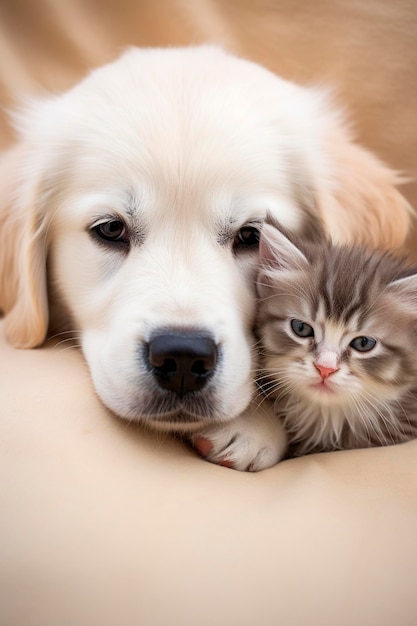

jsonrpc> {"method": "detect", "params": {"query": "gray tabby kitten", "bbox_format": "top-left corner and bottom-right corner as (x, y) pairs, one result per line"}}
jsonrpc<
(257, 220), (417, 457)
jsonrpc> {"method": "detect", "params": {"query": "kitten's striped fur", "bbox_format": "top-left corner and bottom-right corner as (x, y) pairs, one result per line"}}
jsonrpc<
(257, 221), (417, 456)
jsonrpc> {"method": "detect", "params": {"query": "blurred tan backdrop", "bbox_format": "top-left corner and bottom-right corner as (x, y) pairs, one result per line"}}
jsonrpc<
(1, 0), (416, 249)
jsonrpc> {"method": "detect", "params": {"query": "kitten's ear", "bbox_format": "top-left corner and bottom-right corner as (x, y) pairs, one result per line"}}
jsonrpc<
(257, 223), (309, 298)
(386, 273), (417, 310)
(259, 222), (308, 270)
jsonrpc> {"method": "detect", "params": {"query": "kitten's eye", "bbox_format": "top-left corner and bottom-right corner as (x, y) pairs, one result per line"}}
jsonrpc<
(350, 336), (377, 352)
(91, 219), (129, 246)
(233, 226), (260, 250)
(291, 319), (314, 338)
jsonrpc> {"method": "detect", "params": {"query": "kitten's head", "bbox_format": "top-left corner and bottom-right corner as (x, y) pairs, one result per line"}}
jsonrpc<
(257, 220), (417, 411)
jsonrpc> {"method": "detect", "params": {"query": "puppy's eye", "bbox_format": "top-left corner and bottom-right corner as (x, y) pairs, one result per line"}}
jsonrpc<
(91, 219), (129, 246)
(233, 226), (260, 250)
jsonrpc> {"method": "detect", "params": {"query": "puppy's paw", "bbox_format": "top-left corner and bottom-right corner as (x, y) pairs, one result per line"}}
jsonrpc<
(190, 402), (287, 472)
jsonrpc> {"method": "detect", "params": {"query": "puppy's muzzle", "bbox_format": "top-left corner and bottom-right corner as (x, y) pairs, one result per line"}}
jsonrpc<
(147, 331), (218, 399)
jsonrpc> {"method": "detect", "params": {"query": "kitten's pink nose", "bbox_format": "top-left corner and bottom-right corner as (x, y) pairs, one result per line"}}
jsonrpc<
(314, 364), (338, 379)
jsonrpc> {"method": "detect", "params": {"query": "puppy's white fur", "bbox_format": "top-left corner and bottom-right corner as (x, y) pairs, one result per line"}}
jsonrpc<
(0, 46), (411, 470)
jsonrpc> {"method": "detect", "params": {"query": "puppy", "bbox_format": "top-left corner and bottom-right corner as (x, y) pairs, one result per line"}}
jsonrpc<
(0, 46), (411, 470)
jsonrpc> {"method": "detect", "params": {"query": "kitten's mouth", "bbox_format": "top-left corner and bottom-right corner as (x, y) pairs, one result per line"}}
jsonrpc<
(311, 379), (336, 393)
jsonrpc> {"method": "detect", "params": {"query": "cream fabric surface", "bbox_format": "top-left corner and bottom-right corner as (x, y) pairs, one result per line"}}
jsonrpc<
(1, 326), (417, 626)
(1, 2), (417, 625)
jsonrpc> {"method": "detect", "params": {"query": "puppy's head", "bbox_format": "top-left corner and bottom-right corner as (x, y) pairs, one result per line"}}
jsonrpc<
(0, 46), (412, 430)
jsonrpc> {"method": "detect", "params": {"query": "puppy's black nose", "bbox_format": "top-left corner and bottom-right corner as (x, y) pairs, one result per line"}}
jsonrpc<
(147, 332), (217, 398)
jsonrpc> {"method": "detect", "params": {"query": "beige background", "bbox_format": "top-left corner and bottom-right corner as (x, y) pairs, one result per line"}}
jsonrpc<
(1, 0), (417, 251)
(1, 2), (417, 625)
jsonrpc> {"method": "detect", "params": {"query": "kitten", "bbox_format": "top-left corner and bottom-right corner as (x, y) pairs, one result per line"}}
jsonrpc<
(257, 221), (417, 457)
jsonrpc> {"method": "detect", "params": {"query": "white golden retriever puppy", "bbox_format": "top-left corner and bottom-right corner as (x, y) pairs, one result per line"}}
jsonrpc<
(0, 46), (411, 470)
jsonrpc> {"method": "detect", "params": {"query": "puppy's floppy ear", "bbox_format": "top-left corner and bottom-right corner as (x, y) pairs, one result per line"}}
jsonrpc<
(0, 144), (49, 348)
(317, 122), (413, 249)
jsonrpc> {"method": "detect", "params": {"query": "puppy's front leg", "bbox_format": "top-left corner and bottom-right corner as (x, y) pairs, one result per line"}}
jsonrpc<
(190, 397), (287, 471)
